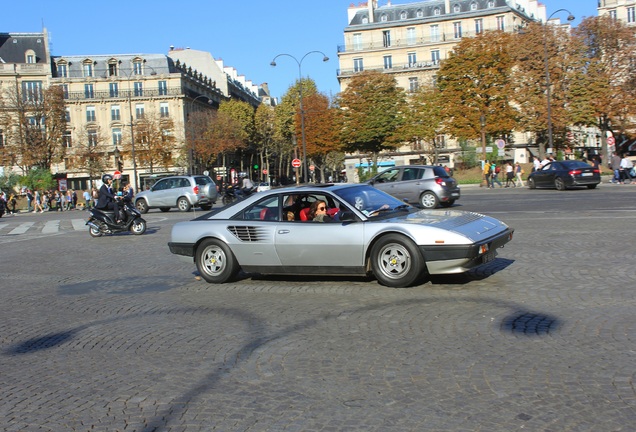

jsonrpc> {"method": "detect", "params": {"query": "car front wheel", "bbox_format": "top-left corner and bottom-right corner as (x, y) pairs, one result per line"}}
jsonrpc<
(419, 191), (439, 209)
(370, 234), (425, 288)
(528, 177), (536, 189)
(555, 177), (566, 191)
(196, 239), (239, 283)
(177, 197), (192, 212)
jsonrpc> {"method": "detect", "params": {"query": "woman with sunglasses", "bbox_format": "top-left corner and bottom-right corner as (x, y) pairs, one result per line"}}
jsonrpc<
(308, 200), (333, 222)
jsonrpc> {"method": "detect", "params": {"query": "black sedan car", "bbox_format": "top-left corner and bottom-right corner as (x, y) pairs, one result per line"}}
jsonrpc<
(528, 160), (601, 190)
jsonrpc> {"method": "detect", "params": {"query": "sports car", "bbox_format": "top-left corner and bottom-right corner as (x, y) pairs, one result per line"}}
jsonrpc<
(168, 184), (514, 288)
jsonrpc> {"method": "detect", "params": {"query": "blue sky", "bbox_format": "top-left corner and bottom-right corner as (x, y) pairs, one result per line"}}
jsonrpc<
(2, 1), (598, 99)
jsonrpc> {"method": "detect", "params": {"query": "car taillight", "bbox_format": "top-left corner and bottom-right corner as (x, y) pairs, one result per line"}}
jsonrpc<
(569, 169), (581, 176)
(435, 178), (446, 186)
(593, 169), (600, 174)
(193, 185), (199, 194)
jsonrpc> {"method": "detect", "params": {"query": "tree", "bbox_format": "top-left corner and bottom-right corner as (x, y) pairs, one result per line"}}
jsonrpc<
(0, 84), (67, 173)
(19, 167), (57, 192)
(66, 125), (111, 187)
(437, 31), (517, 152)
(513, 22), (579, 157)
(569, 16), (636, 163)
(335, 70), (406, 170)
(254, 103), (278, 182)
(126, 113), (178, 174)
(218, 100), (256, 173)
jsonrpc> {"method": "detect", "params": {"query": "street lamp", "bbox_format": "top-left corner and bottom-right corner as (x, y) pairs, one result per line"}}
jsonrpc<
(270, 51), (329, 184)
(187, 94), (211, 175)
(543, 9), (575, 156)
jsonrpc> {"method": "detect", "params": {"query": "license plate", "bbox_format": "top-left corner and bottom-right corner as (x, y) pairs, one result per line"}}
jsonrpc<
(451, 193), (460, 197)
(482, 251), (495, 263)
(582, 172), (592, 177)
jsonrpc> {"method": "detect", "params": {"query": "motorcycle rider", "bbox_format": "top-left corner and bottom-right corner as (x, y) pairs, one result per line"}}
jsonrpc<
(95, 174), (121, 223)
(237, 172), (254, 198)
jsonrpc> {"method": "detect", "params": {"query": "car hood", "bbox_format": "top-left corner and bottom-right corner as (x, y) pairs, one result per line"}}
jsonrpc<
(387, 209), (507, 240)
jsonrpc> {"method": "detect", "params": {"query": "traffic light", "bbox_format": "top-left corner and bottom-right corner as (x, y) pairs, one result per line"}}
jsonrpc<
(253, 164), (259, 170)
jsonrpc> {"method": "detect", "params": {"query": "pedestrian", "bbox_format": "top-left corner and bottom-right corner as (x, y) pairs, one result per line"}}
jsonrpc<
(515, 162), (525, 187)
(505, 162), (515, 188)
(42, 192), (49, 211)
(34, 190), (44, 213)
(83, 189), (92, 209)
(532, 156), (541, 172)
(610, 152), (622, 184)
(8, 193), (17, 215)
(482, 160), (492, 188)
(92, 187), (99, 205)
(620, 154), (634, 184)
(26, 189), (33, 212)
(491, 162), (503, 188)
(72, 189), (78, 209)
(58, 190), (66, 211)
(66, 190), (73, 210)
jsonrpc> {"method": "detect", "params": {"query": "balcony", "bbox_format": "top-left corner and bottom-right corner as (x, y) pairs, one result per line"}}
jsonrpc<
(337, 60), (440, 78)
(63, 87), (183, 101)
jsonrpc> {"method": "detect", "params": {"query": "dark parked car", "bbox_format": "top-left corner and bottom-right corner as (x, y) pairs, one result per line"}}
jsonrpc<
(528, 160), (601, 190)
(367, 165), (460, 209)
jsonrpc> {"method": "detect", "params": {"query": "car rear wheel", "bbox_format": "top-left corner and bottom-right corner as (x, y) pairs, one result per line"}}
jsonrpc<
(528, 177), (536, 189)
(419, 191), (439, 209)
(136, 199), (149, 214)
(196, 239), (239, 283)
(370, 234), (425, 288)
(177, 197), (192, 212)
(555, 177), (566, 191)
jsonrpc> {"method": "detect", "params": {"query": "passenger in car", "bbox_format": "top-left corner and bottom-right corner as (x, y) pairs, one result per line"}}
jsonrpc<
(308, 200), (333, 222)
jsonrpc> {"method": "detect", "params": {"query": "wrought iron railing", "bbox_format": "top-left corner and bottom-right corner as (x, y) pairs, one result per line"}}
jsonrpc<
(63, 87), (183, 101)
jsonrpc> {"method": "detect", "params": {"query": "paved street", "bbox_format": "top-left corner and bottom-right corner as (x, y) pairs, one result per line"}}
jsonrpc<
(1, 185), (635, 431)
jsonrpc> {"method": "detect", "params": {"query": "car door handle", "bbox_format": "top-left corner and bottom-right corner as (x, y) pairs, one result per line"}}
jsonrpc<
(278, 230), (290, 234)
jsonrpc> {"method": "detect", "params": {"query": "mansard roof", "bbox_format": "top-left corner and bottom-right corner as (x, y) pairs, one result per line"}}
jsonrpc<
(0, 32), (48, 64)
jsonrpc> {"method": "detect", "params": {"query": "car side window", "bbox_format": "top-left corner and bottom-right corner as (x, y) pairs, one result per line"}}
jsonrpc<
(239, 196), (280, 221)
(178, 178), (189, 188)
(153, 180), (168, 191)
(402, 168), (420, 181)
(375, 168), (399, 183)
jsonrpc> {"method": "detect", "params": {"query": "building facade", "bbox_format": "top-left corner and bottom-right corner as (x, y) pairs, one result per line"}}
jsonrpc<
(337, 0), (547, 176)
(598, 0), (636, 24)
(0, 31), (265, 192)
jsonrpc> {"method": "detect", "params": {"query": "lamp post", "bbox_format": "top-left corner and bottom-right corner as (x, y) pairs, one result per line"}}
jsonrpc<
(543, 9), (575, 157)
(270, 51), (329, 184)
(187, 95), (210, 175)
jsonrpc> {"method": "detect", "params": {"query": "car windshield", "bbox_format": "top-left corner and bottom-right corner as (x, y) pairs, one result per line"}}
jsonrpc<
(334, 185), (408, 216)
(561, 161), (591, 169)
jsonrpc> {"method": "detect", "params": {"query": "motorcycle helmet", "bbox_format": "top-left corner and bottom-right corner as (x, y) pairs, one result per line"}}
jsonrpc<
(102, 174), (113, 183)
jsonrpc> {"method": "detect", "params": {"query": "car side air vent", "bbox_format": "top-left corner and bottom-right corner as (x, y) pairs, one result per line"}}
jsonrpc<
(227, 226), (268, 242)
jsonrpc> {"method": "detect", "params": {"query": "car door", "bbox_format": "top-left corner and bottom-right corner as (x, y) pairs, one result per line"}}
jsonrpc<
(534, 163), (557, 187)
(149, 178), (171, 206)
(370, 168), (401, 199)
(392, 167), (424, 203)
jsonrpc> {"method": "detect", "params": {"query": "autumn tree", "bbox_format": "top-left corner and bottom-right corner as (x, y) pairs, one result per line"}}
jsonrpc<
(254, 103), (278, 181)
(125, 113), (177, 174)
(437, 31), (517, 156)
(569, 16), (636, 163)
(512, 22), (579, 158)
(294, 92), (340, 181)
(67, 125), (111, 187)
(335, 70), (406, 169)
(218, 100), (255, 173)
(0, 84), (67, 173)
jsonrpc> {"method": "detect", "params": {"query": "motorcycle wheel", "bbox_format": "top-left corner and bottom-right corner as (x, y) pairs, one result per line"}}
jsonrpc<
(89, 225), (103, 237)
(130, 218), (147, 235)
(222, 195), (233, 205)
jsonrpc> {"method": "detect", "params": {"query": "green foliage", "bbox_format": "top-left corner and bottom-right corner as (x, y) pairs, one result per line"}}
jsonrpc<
(19, 168), (57, 191)
(0, 172), (21, 192)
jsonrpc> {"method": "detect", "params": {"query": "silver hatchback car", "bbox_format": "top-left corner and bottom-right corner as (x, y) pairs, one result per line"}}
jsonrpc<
(134, 175), (218, 213)
(367, 165), (460, 209)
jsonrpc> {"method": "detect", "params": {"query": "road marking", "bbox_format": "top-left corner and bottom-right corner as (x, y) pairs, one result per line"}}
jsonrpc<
(42, 220), (60, 234)
(0, 223), (8, 231)
(8, 222), (35, 235)
(72, 219), (87, 231)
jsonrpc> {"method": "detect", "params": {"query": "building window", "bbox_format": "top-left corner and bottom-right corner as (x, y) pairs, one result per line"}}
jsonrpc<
(475, 19), (483, 34)
(135, 103), (145, 119)
(487, 0), (494, 7)
(112, 128), (122, 146)
(158, 80), (167, 95)
(353, 33), (363, 51)
(608, 9), (617, 20)
(434, 7), (440, 16)
(26, 53), (35, 64)
(63, 131), (72, 148)
(133, 60), (143, 75)
(83, 62), (93, 77)
(108, 62), (118, 76)
(109, 83), (119, 98)
(431, 50), (440, 64)
(470, 2), (477, 11)
(435, 135), (446, 148)
(400, 11), (407, 19)
(362, 16), (369, 24)
(111, 105), (121, 121)
(408, 52), (417, 66)
(417, 9), (423, 18)
(407, 27), (416, 45)
(453, 22), (462, 39)
(57, 63), (68, 78)
(453, 4), (460, 13)
(61, 84), (69, 99)
(383, 30), (391, 47)
(65, 108), (71, 122)
(354, 58), (364, 73)
(22, 81), (42, 102)
(383, 55), (393, 69)
(134, 82), (143, 97)
(409, 77), (419, 92)
(381, 14), (387, 22)
(84, 84), (94, 99)
(88, 130), (98, 147)
(160, 102), (170, 118)
(430, 25), (440, 42)
(86, 106), (96, 122)
(629, 7), (636, 23)
(497, 16), (505, 31)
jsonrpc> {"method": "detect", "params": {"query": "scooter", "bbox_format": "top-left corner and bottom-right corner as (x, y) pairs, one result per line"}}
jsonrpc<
(86, 196), (147, 237)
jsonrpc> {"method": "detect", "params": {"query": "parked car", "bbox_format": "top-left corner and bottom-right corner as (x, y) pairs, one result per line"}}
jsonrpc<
(168, 184), (513, 288)
(135, 175), (217, 213)
(367, 165), (460, 209)
(527, 160), (601, 190)
(256, 182), (271, 192)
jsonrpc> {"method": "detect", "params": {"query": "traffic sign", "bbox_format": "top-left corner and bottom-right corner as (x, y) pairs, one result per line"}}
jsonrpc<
(291, 158), (302, 168)
(262, 169), (268, 175)
(309, 165), (315, 171)
(607, 136), (615, 146)
(113, 170), (122, 180)
(496, 139), (506, 149)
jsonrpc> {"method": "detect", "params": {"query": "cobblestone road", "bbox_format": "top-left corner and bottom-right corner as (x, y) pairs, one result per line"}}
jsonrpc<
(1, 186), (635, 431)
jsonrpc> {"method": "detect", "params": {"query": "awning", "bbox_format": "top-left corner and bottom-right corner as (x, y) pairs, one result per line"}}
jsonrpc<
(354, 161), (396, 168)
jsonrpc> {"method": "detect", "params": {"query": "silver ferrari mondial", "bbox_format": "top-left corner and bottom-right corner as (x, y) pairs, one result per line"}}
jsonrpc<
(168, 184), (513, 288)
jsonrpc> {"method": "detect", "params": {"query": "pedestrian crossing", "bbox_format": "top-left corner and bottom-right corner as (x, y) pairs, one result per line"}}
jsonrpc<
(0, 218), (88, 236)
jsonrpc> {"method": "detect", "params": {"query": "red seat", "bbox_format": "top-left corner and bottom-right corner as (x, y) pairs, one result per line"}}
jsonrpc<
(260, 208), (274, 220)
(299, 207), (311, 221)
